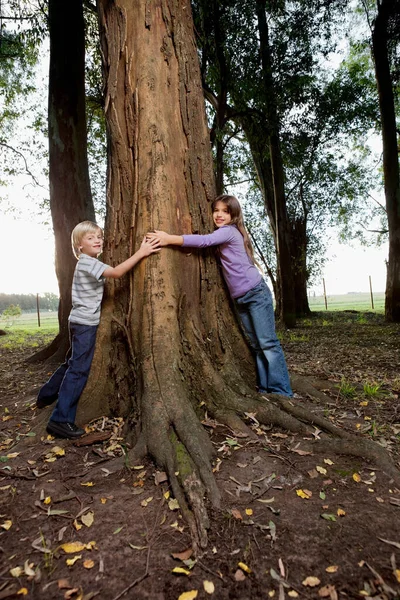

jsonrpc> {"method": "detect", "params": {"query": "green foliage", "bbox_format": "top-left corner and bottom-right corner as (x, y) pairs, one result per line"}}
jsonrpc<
(193, 0), (384, 296)
(339, 378), (356, 398)
(1, 303), (21, 327)
(362, 381), (382, 398)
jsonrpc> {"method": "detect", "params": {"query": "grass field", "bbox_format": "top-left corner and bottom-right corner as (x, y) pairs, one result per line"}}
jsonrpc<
(0, 293), (385, 336)
(308, 291), (384, 312)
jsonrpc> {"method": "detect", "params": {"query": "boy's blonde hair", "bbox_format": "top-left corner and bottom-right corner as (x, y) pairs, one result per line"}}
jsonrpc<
(71, 221), (103, 259)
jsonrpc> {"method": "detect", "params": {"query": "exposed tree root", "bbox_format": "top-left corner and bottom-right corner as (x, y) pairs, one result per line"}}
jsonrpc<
(11, 369), (399, 554)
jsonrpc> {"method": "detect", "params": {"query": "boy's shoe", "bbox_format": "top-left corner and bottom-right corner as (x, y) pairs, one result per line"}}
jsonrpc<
(36, 394), (58, 409)
(46, 420), (85, 439)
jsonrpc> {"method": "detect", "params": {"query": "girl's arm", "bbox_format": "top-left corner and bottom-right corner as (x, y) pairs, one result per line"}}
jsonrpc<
(103, 237), (160, 279)
(147, 230), (184, 247)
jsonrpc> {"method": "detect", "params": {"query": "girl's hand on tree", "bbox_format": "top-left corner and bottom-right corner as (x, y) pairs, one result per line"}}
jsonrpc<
(147, 230), (170, 246)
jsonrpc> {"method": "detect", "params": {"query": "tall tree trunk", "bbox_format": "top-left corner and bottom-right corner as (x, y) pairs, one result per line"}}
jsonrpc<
(371, 0), (400, 322)
(255, 0), (296, 327)
(31, 0), (95, 362)
(290, 218), (311, 317)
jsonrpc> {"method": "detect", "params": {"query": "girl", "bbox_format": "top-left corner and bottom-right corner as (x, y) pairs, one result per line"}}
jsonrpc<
(147, 195), (292, 397)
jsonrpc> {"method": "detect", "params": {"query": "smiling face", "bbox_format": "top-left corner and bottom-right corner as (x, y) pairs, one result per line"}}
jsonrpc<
(213, 201), (232, 228)
(79, 229), (104, 258)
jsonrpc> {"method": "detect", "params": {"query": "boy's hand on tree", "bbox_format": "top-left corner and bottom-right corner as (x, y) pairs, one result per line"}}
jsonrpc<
(140, 236), (161, 256)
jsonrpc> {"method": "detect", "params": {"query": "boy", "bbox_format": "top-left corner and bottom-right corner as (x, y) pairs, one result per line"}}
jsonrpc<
(37, 221), (159, 439)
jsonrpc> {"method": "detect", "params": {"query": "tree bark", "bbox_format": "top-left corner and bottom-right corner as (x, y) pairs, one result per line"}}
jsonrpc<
(30, 0), (96, 362)
(371, 0), (400, 322)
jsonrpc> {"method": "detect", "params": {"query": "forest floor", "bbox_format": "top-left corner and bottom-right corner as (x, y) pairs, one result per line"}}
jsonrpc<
(0, 311), (399, 600)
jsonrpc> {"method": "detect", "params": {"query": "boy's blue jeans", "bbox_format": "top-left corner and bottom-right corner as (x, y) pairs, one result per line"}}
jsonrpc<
(235, 279), (292, 397)
(38, 322), (98, 423)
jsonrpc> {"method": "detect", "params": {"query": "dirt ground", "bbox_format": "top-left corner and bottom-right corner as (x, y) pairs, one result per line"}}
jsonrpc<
(0, 312), (399, 600)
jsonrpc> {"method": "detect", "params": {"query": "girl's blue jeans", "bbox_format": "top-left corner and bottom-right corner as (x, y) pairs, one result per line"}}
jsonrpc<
(235, 279), (292, 397)
(37, 322), (98, 423)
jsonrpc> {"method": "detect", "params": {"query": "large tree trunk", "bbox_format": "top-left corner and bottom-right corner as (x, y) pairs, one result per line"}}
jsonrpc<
(255, 0), (296, 327)
(30, 0), (95, 362)
(72, 0), (399, 551)
(371, 0), (400, 322)
(290, 217), (311, 317)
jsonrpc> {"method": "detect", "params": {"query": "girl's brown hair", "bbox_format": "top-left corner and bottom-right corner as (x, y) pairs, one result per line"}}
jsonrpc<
(212, 195), (256, 263)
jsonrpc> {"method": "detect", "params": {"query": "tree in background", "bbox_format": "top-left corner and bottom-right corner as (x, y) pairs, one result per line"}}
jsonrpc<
(194, 0), (379, 318)
(28, 0), (96, 361)
(369, 0), (400, 322)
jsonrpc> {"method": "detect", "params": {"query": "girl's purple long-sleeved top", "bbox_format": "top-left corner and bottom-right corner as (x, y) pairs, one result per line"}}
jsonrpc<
(182, 225), (261, 298)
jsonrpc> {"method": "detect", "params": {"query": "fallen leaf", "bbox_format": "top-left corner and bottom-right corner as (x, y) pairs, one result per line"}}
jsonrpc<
(326, 565), (339, 573)
(178, 592), (198, 600)
(66, 555), (81, 566)
(132, 465), (145, 470)
(80, 481), (94, 487)
(64, 588), (81, 598)
(45, 457), (57, 463)
(234, 569), (246, 581)
(319, 492), (326, 500)
(154, 471), (168, 485)
(81, 511), (94, 528)
(337, 508), (346, 517)
(23, 560), (35, 576)
(100, 498), (107, 504)
(245, 508), (253, 516)
(172, 567), (191, 575)
(141, 496), (153, 507)
(7, 452), (20, 458)
(44, 497), (51, 505)
(256, 497), (275, 504)
(238, 562), (251, 573)
(323, 459), (334, 465)
(172, 548), (193, 561)
(316, 466), (327, 475)
(292, 448), (312, 456)
(395, 570), (400, 584)
(10, 566), (24, 577)
(231, 508), (243, 520)
(168, 498), (179, 511)
(113, 526), (124, 534)
(352, 473), (361, 482)
(17, 588), (28, 596)
(302, 576), (321, 587)
(60, 542), (86, 553)
(1, 519), (12, 530)
(288, 592), (299, 598)
(321, 513), (337, 522)
(51, 446), (65, 456)
(73, 520), (82, 531)
(308, 469), (319, 478)
(83, 559), (95, 569)
(58, 579), (72, 589)
(296, 489), (312, 499)
(203, 580), (215, 594)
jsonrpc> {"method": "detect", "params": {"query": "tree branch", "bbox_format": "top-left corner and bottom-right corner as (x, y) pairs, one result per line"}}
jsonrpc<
(0, 142), (43, 187)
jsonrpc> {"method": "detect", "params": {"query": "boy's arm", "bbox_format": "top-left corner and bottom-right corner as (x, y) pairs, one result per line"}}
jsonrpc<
(103, 237), (160, 279)
(146, 230), (184, 247)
